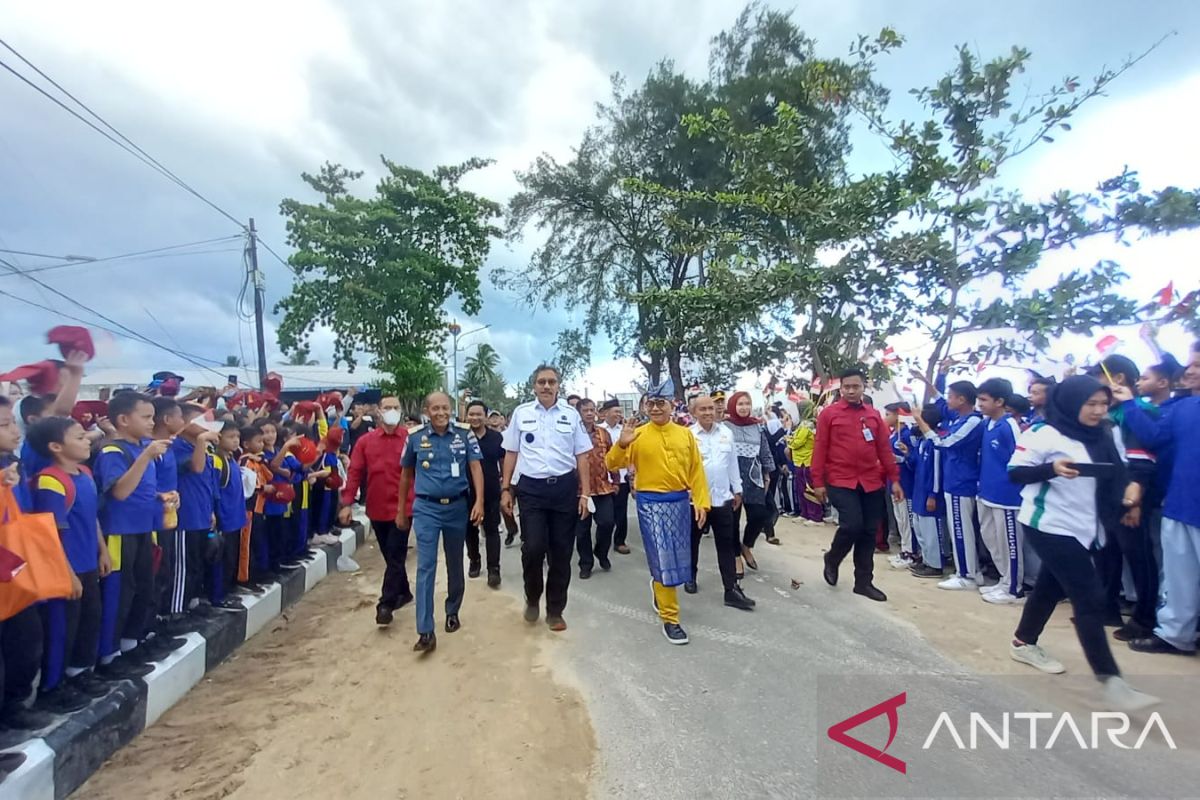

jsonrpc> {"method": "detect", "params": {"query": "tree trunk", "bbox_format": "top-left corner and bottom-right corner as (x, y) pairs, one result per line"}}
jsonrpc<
(667, 347), (684, 400)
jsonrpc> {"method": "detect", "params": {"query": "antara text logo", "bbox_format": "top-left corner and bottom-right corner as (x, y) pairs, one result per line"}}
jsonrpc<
(827, 692), (1177, 774)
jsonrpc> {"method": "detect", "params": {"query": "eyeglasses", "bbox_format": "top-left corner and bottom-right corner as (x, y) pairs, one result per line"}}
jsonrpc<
(646, 398), (671, 408)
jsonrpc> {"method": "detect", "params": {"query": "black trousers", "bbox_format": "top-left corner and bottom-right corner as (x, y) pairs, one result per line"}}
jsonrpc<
(222, 529), (242, 595)
(518, 474), (578, 616)
(117, 534), (155, 643)
(1015, 526), (1120, 677)
(739, 502), (771, 549)
(825, 486), (886, 588)
(0, 605), (42, 713)
(265, 514), (286, 571)
(763, 471), (782, 539)
(1098, 520), (1159, 630)
(576, 493), (616, 569)
(466, 493), (502, 572)
(182, 529), (215, 609)
(612, 482), (631, 547)
(157, 527), (180, 614)
(371, 520), (412, 610)
(66, 570), (102, 672)
(692, 503), (739, 591)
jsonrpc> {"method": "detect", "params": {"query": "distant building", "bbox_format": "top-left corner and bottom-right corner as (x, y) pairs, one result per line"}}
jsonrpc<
(76, 365), (387, 401)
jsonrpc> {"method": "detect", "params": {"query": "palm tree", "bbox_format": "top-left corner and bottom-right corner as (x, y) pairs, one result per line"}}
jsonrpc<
(461, 343), (503, 401)
(280, 347), (318, 366)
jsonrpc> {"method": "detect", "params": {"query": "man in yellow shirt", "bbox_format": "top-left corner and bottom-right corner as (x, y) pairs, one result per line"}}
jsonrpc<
(607, 385), (710, 645)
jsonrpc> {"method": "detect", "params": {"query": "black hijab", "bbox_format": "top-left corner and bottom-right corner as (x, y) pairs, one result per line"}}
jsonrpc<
(1044, 375), (1127, 532)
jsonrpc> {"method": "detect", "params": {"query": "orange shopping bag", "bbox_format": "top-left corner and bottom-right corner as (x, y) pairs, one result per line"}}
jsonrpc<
(0, 484), (73, 620)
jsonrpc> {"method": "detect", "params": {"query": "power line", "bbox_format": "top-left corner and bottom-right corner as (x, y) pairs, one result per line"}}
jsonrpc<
(0, 234), (242, 266)
(0, 246), (243, 278)
(0, 256), (228, 377)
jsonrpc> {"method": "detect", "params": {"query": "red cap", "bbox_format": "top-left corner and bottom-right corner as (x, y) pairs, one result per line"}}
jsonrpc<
(71, 400), (109, 425)
(262, 372), (283, 397)
(0, 361), (61, 395)
(47, 326), (95, 361)
(324, 426), (345, 449)
(293, 438), (319, 466)
(291, 400), (321, 420)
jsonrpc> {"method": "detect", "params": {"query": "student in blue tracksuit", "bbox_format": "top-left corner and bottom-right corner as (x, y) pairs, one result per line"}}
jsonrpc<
(885, 403), (916, 565)
(976, 378), (1025, 604)
(907, 403), (946, 579)
(915, 372), (984, 590)
(1114, 382), (1200, 656)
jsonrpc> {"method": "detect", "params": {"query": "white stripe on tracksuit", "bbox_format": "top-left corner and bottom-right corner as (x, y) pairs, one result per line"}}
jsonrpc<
(979, 501), (1023, 595)
(170, 528), (188, 615)
(945, 494), (979, 580)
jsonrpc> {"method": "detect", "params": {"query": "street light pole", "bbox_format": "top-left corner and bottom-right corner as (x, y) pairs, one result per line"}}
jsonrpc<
(447, 322), (490, 418)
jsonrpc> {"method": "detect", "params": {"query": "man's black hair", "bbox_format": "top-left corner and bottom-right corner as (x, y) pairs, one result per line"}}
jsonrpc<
(107, 391), (151, 423)
(884, 402), (911, 414)
(920, 402), (944, 429)
(947, 380), (977, 405)
(26, 416), (80, 459)
(977, 377), (1013, 404)
(1006, 394), (1031, 416)
(1030, 376), (1056, 389)
(566, 394), (581, 403)
(18, 395), (49, 423)
(465, 400), (487, 413)
(221, 420), (240, 434)
(152, 396), (180, 423)
(576, 397), (595, 409)
(838, 367), (867, 382)
(240, 426), (263, 443)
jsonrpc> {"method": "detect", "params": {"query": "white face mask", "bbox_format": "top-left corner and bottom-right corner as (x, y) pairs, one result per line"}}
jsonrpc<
(381, 409), (402, 427)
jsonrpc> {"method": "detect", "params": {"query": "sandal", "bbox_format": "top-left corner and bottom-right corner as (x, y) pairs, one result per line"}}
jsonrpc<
(742, 546), (759, 571)
(765, 536), (781, 546)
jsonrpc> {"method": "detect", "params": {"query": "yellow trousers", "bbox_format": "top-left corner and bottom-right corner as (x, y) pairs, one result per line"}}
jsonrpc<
(652, 581), (679, 624)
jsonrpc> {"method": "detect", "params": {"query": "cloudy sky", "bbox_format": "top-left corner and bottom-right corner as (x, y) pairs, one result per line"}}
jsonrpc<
(1, 0), (1197, 397)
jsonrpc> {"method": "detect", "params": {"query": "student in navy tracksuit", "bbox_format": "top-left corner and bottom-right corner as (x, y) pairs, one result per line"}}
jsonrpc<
(1115, 382), (1200, 656)
(885, 403), (916, 563)
(915, 373), (984, 590)
(214, 422), (248, 608)
(172, 405), (221, 618)
(907, 403), (946, 578)
(976, 378), (1025, 604)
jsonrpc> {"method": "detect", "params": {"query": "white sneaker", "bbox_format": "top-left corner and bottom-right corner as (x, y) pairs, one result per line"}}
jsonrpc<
(888, 554), (910, 569)
(982, 590), (1023, 605)
(977, 581), (1000, 594)
(938, 575), (977, 591)
(1010, 642), (1065, 674)
(1102, 676), (1160, 712)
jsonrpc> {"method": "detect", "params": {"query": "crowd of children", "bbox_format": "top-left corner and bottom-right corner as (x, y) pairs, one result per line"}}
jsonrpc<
(0, 332), (370, 765)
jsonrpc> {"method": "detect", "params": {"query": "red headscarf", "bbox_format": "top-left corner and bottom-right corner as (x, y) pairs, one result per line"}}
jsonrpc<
(725, 391), (761, 426)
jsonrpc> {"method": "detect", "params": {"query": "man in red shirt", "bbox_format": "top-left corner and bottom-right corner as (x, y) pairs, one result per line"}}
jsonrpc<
(338, 395), (415, 625)
(811, 368), (903, 602)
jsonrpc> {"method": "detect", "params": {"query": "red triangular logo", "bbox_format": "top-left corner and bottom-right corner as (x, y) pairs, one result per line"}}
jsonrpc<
(826, 691), (906, 774)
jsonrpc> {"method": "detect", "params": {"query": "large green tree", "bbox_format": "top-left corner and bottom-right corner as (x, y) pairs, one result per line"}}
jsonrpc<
(276, 159), (500, 402)
(500, 3), (877, 396)
(460, 342), (506, 405)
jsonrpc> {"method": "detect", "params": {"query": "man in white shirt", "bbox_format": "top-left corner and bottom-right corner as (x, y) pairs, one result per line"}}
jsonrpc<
(598, 399), (632, 554)
(689, 395), (755, 610)
(501, 365), (593, 632)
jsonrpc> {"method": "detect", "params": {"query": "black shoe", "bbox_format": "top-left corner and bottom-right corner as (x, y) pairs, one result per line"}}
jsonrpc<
(598, 558), (612, 571)
(487, 571), (501, 589)
(724, 587), (755, 611)
(468, 561), (481, 579)
(524, 604), (539, 623)
(96, 658), (155, 680)
(413, 632), (436, 653)
(823, 554), (838, 587)
(662, 623), (689, 645)
(142, 636), (187, 660)
(34, 685), (91, 715)
(683, 581), (698, 595)
(376, 605), (394, 626)
(504, 533), (516, 547)
(212, 597), (245, 610)
(853, 584), (888, 602)
(579, 566), (592, 580)
(0, 706), (56, 732)
(396, 593), (414, 609)
(1113, 622), (1152, 642)
(909, 564), (945, 579)
(1128, 634), (1196, 656)
(445, 614), (461, 633)
(189, 603), (219, 619)
(71, 671), (113, 698)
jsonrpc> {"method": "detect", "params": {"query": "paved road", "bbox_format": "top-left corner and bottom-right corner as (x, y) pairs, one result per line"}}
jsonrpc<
(490, 516), (1198, 799)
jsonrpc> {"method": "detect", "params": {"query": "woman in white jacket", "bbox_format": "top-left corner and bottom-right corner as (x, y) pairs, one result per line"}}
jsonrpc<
(1005, 375), (1156, 711)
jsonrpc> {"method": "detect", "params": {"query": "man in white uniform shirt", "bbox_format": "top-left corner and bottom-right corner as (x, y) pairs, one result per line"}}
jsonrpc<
(501, 365), (593, 632)
(689, 395), (756, 610)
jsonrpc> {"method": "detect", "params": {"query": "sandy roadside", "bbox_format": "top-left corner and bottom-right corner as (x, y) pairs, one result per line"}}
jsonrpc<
(76, 538), (596, 800)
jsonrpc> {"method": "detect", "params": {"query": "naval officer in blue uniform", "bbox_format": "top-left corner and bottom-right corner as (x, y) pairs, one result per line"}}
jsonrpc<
(397, 392), (484, 653)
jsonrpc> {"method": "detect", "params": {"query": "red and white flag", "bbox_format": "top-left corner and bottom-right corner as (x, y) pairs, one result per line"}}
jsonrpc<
(1156, 282), (1175, 307)
(882, 346), (900, 366)
(1095, 334), (1121, 357)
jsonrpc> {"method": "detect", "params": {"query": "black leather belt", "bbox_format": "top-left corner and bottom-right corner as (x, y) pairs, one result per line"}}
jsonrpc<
(521, 473), (576, 485)
(416, 492), (468, 505)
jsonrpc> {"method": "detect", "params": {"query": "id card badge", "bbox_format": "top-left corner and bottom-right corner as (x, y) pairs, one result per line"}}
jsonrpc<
(450, 462), (461, 478)
(862, 426), (875, 442)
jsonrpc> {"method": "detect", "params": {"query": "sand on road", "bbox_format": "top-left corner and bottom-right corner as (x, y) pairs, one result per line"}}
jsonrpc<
(76, 537), (596, 800)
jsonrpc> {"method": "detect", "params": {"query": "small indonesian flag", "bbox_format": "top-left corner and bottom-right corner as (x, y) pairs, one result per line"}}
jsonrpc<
(1157, 282), (1175, 307)
(882, 346), (900, 366)
(1095, 335), (1121, 357)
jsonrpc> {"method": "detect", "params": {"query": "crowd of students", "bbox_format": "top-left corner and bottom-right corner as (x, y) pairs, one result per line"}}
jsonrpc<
(0, 340), (376, 772)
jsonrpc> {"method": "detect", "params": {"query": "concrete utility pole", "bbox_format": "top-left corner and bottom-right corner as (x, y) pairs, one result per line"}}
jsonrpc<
(247, 218), (268, 387)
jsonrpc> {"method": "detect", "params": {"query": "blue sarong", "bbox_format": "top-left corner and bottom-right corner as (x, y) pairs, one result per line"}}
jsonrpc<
(635, 489), (692, 587)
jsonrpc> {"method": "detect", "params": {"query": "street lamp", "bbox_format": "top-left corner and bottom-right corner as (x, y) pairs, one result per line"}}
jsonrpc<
(449, 321), (491, 417)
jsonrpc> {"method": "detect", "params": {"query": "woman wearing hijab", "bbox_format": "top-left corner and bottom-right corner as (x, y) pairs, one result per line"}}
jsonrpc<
(725, 392), (775, 574)
(1006, 375), (1157, 711)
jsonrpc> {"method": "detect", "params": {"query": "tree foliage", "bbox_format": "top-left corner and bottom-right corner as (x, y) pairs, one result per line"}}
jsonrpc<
(460, 342), (507, 406)
(276, 158), (500, 398)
